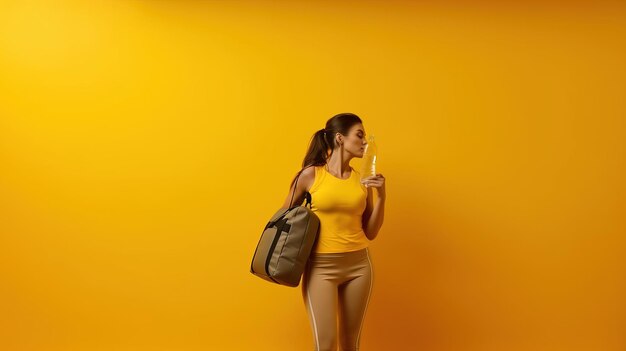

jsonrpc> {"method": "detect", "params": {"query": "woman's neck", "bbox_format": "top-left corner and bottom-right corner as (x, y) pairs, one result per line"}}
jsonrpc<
(325, 151), (352, 175)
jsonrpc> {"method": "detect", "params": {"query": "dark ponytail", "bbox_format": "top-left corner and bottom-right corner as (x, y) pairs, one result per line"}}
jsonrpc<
(289, 112), (362, 189)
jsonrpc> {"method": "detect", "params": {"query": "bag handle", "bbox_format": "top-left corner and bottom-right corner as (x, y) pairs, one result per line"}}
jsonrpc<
(287, 170), (301, 209)
(267, 169), (313, 228)
(288, 169), (313, 209)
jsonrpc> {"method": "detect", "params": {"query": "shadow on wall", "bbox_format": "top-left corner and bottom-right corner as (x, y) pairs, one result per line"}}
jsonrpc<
(358, 174), (501, 350)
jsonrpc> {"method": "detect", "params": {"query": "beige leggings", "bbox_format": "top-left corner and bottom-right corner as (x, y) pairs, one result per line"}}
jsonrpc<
(301, 247), (374, 351)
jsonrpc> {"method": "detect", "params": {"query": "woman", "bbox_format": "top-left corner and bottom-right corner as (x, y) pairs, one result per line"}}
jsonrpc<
(281, 113), (386, 351)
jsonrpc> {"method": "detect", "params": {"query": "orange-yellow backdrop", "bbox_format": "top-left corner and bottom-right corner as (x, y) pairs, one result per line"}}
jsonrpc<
(1, 1), (624, 350)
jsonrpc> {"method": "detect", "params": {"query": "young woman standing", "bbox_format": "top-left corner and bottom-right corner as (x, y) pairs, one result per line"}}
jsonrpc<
(281, 113), (386, 351)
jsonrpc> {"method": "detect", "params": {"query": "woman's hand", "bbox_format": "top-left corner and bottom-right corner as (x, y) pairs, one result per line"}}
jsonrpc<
(360, 173), (386, 198)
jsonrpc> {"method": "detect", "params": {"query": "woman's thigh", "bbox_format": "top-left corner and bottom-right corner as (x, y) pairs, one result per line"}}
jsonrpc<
(302, 259), (339, 350)
(337, 248), (373, 351)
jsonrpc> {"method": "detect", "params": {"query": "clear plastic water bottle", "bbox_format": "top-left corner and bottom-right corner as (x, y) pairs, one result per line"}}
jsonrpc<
(360, 135), (377, 184)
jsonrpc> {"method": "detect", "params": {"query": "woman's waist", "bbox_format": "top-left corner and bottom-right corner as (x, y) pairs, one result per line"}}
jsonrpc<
(310, 247), (369, 260)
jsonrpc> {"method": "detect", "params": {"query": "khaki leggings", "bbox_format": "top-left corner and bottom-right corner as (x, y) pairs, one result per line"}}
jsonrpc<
(301, 247), (374, 351)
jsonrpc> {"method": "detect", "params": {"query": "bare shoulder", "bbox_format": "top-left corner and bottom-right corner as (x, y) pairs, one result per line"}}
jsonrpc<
(299, 165), (316, 192)
(282, 165), (317, 209)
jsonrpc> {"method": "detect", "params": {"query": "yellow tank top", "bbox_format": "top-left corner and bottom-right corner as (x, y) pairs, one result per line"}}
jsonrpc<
(308, 164), (370, 253)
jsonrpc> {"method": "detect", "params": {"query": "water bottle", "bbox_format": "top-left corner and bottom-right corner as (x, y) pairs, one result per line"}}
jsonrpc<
(360, 135), (377, 184)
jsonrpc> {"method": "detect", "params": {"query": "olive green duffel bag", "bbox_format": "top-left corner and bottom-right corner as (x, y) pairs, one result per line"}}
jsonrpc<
(250, 172), (320, 287)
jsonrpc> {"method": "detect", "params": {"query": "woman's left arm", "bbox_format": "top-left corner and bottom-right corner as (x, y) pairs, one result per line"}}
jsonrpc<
(361, 173), (386, 240)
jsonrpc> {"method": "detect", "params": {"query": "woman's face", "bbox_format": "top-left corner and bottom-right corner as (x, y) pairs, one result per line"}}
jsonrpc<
(336, 123), (368, 158)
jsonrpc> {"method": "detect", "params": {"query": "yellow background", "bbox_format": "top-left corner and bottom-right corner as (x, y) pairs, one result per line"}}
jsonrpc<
(1, 1), (624, 350)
